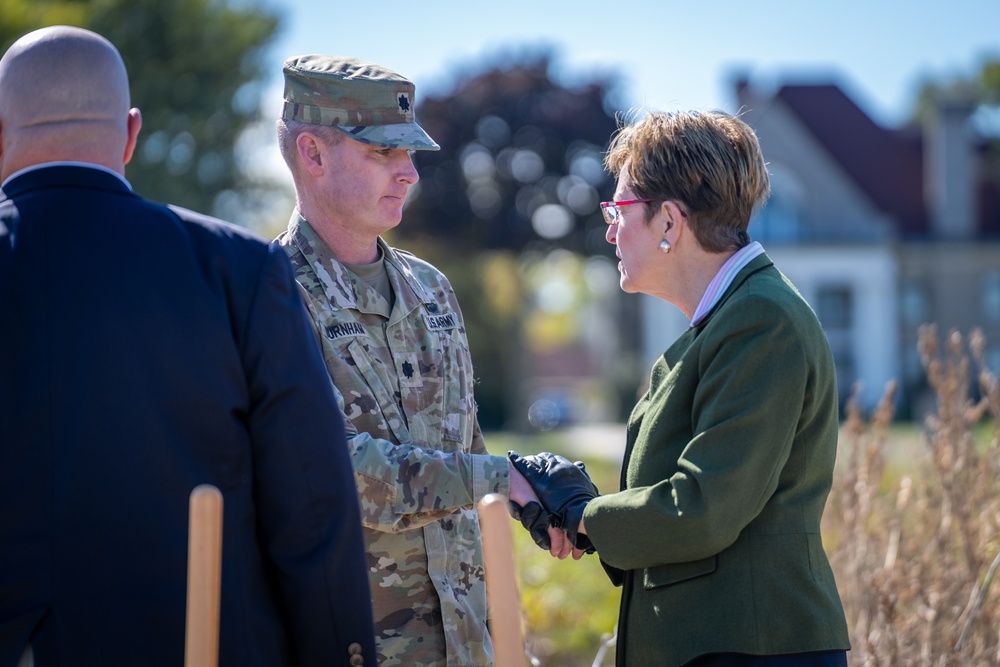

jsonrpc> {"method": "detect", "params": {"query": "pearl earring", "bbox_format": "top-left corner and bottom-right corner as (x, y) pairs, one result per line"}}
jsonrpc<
(659, 240), (671, 253)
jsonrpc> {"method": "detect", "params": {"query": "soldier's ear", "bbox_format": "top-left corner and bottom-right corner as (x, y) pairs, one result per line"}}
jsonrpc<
(297, 132), (325, 176)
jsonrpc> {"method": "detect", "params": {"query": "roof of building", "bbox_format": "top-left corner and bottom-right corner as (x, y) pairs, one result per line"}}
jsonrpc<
(775, 84), (929, 236)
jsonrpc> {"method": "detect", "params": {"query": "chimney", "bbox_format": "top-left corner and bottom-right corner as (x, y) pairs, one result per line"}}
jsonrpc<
(729, 69), (753, 110)
(924, 94), (977, 239)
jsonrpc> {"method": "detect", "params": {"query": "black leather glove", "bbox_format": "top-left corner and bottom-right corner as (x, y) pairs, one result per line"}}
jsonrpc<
(508, 500), (557, 550)
(508, 451), (599, 554)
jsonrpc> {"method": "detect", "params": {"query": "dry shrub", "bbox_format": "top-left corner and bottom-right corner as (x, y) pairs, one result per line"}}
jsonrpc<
(826, 325), (1000, 666)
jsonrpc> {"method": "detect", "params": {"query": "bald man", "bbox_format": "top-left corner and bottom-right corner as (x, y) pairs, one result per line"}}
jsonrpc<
(0, 26), (376, 667)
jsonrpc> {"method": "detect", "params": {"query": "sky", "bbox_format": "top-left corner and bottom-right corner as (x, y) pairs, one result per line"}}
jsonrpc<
(258, 0), (1000, 130)
(241, 0), (1000, 204)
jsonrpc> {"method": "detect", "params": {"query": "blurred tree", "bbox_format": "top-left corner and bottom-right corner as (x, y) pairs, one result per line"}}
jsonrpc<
(913, 57), (1000, 124)
(1, 0), (282, 223)
(404, 49), (619, 258)
(912, 56), (1000, 155)
(912, 56), (1000, 241)
(397, 52), (642, 429)
(969, 59), (1000, 178)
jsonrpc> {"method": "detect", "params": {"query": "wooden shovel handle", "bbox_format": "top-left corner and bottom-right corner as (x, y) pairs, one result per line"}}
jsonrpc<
(478, 493), (527, 667)
(185, 484), (223, 667)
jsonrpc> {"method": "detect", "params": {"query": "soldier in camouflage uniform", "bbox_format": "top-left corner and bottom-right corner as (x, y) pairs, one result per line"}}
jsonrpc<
(272, 55), (558, 667)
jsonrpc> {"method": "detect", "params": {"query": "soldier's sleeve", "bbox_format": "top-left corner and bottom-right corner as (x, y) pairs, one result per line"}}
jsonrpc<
(337, 403), (510, 533)
(318, 346), (508, 531)
(469, 411), (488, 455)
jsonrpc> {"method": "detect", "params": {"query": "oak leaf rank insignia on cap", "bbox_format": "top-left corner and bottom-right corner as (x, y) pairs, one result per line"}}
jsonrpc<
(281, 54), (440, 151)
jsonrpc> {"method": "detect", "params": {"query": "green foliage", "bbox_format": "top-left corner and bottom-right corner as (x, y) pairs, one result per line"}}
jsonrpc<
(979, 59), (1000, 104)
(912, 53), (1000, 139)
(0, 0), (89, 45)
(0, 0), (282, 222)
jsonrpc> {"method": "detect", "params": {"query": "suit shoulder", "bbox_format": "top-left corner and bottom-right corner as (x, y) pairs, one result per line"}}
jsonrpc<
(165, 204), (271, 251)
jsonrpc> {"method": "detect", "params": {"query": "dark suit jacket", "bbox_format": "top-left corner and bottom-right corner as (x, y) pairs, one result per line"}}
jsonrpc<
(584, 255), (850, 667)
(0, 165), (376, 666)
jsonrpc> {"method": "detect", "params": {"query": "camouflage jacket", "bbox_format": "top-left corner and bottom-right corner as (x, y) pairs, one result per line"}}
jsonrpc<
(275, 213), (510, 667)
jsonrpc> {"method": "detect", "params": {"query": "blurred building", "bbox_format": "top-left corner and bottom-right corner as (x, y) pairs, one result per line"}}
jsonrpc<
(641, 77), (1000, 417)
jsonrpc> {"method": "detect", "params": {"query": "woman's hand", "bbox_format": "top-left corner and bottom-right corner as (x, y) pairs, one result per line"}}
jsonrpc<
(508, 462), (571, 558)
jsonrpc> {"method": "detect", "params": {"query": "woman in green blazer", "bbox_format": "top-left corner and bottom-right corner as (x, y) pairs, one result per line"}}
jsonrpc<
(511, 110), (850, 666)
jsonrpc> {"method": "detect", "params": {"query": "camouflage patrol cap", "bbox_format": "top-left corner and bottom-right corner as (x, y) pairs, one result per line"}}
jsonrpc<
(281, 54), (440, 151)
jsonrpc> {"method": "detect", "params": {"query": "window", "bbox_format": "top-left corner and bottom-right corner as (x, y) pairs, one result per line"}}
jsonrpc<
(751, 162), (803, 242)
(983, 272), (1000, 322)
(901, 280), (929, 326)
(986, 348), (1000, 376)
(815, 284), (855, 403)
(816, 285), (853, 329)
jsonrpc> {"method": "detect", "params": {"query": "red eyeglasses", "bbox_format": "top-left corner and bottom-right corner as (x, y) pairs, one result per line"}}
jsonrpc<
(600, 199), (655, 225)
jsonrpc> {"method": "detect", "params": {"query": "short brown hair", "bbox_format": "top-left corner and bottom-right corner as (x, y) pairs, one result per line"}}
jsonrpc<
(604, 110), (770, 252)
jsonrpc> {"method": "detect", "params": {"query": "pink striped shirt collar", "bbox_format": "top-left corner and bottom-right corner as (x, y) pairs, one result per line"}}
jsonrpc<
(689, 241), (765, 327)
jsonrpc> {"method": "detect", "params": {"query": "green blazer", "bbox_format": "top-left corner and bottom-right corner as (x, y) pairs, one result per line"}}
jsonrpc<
(584, 254), (850, 666)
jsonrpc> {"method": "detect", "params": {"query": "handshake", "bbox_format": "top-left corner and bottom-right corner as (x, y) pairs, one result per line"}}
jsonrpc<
(507, 451), (600, 556)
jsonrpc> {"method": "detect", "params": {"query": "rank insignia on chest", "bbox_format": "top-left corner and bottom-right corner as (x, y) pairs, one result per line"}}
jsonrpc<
(324, 321), (366, 340)
(423, 311), (458, 332)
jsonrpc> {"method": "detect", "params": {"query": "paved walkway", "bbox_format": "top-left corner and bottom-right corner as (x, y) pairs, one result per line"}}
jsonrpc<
(559, 422), (627, 462)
